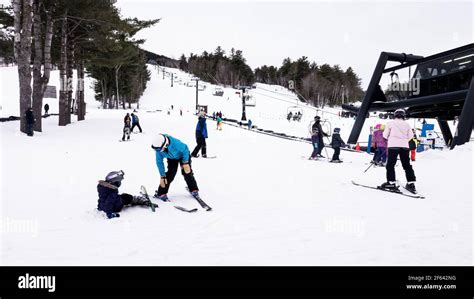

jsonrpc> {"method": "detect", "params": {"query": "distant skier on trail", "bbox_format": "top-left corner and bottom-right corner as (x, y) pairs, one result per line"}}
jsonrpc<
(97, 170), (154, 219)
(122, 113), (131, 141)
(191, 111), (208, 158)
(24, 107), (35, 136)
(330, 127), (345, 162)
(372, 124), (387, 166)
(216, 115), (223, 130)
(247, 119), (252, 130)
(151, 134), (200, 201)
(130, 113), (142, 133)
(312, 116), (328, 157)
(379, 109), (417, 193)
(309, 126), (320, 160)
(44, 103), (49, 115)
(409, 128), (419, 161)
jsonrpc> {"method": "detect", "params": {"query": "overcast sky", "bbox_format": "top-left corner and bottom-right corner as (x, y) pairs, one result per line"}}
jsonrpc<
(2, 0), (471, 88)
(115, 0), (472, 88)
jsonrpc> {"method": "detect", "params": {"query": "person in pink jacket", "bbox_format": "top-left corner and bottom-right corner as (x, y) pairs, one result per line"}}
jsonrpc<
(372, 124), (388, 166)
(380, 109), (417, 193)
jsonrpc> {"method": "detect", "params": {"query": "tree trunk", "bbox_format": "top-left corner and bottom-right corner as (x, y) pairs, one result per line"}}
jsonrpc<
(115, 64), (121, 110)
(66, 29), (74, 123)
(31, 0), (52, 132)
(77, 57), (85, 120)
(32, 0), (43, 131)
(58, 16), (68, 126)
(15, 0), (33, 134)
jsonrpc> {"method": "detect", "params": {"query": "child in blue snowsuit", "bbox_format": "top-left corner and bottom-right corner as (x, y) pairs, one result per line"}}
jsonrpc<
(152, 134), (200, 201)
(97, 170), (151, 219)
(330, 127), (345, 162)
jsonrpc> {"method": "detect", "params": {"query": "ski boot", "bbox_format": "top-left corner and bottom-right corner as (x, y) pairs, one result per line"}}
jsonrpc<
(154, 192), (169, 202)
(191, 153), (200, 158)
(405, 182), (417, 194)
(379, 181), (399, 191)
(131, 195), (150, 207)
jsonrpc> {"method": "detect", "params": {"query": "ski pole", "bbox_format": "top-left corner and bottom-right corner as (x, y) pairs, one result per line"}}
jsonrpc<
(363, 161), (375, 173)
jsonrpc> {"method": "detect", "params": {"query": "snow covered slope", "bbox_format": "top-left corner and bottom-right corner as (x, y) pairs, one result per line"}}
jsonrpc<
(0, 65), (472, 266)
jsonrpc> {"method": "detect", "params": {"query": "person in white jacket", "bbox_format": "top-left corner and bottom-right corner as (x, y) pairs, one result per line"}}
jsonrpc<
(380, 109), (417, 193)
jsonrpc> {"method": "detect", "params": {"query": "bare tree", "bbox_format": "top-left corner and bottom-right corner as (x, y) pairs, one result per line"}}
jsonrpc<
(58, 15), (68, 126)
(32, 0), (54, 132)
(13, 0), (33, 133)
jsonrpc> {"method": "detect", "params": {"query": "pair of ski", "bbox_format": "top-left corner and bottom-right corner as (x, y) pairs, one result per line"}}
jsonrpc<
(351, 181), (425, 199)
(140, 185), (212, 213)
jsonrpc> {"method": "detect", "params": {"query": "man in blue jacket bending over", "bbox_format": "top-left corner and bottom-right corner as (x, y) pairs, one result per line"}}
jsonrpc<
(152, 134), (200, 201)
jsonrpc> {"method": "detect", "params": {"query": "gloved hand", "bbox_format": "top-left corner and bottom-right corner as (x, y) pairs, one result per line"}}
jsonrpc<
(160, 176), (168, 188)
(107, 212), (120, 219)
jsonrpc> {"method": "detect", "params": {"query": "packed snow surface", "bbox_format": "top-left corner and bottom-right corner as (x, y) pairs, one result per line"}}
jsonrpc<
(1, 66), (472, 265)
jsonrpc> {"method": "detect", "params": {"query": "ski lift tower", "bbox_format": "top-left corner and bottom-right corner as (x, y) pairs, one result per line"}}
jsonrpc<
(192, 77), (199, 112)
(239, 86), (251, 121)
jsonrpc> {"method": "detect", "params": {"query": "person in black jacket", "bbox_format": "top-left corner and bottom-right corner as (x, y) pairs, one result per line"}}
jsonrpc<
(330, 127), (346, 162)
(44, 103), (49, 115)
(191, 111), (208, 158)
(312, 116), (328, 157)
(25, 107), (35, 136)
(97, 170), (154, 219)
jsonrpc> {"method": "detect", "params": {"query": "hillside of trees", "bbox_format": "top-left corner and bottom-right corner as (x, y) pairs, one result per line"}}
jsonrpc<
(178, 46), (255, 88)
(177, 47), (364, 108)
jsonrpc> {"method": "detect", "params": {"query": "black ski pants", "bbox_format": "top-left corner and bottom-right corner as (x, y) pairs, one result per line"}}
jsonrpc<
(332, 147), (340, 161)
(157, 158), (199, 196)
(131, 122), (142, 133)
(386, 148), (416, 183)
(191, 137), (207, 157)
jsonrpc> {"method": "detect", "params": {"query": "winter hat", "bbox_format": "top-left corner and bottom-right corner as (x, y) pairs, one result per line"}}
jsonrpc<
(151, 134), (170, 151)
(333, 127), (341, 134)
(394, 109), (406, 119)
(106, 170), (124, 187)
(374, 124), (381, 131)
(314, 115), (321, 121)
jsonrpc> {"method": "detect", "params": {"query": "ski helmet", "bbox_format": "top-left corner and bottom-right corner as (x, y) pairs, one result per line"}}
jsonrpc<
(333, 127), (341, 134)
(374, 124), (381, 131)
(394, 109), (406, 119)
(105, 170), (124, 187)
(151, 134), (170, 151)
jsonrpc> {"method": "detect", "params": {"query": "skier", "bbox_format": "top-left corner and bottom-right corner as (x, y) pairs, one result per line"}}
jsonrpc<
(312, 116), (328, 157)
(122, 113), (131, 141)
(287, 111), (293, 122)
(330, 127), (345, 162)
(372, 124), (387, 166)
(191, 111), (208, 158)
(130, 113), (142, 133)
(151, 134), (200, 201)
(409, 128), (419, 161)
(24, 107), (35, 136)
(97, 170), (152, 219)
(247, 119), (252, 130)
(216, 115), (223, 131)
(44, 103), (49, 115)
(380, 109), (417, 193)
(309, 126), (320, 160)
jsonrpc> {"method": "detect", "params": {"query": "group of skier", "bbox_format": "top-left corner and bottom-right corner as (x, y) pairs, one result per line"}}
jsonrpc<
(309, 109), (417, 193)
(122, 112), (143, 141)
(97, 106), (420, 219)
